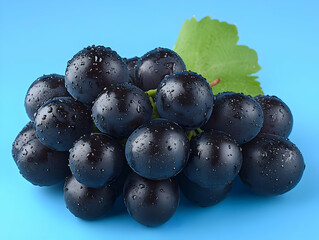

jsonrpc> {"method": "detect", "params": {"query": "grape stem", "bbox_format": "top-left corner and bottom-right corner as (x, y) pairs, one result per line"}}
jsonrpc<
(145, 89), (160, 119)
(145, 89), (157, 98)
(186, 128), (204, 140)
(209, 78), (221, 87)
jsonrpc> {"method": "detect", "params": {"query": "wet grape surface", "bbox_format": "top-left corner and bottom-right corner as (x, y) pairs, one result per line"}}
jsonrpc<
(12, 45), (305, 227)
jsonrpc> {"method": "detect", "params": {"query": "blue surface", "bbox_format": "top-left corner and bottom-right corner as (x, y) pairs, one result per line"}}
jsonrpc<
(1, 0), (318, 239)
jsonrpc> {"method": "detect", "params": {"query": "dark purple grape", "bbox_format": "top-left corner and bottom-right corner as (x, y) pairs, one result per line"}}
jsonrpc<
(125, 119), (189, 180)
(124, 57), (140, 87)
(65, 45), (129, 105)
(111, 163), (132, 197)
(255, 95), (293, 138)
(178, 173), (232, 207)
(34, 97), (92, 151)
(16, 138), (70, 186)
(24, 74), (71, 120)
(12, 121), (37, 163)
(156, 71), (213, 129)
(203, 92), (264, 145)
(123, 172), (179, 227)
(239, 133), (305, 196)
(64, 175), (116, 219)
(69, 133), (126, 188)
(135, 47), (186, 91)
(92, 84), (152, 138)
(183, 130), (242, 188)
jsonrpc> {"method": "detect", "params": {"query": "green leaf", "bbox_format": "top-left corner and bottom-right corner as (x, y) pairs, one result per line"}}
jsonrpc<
(174, 16), (263, 96)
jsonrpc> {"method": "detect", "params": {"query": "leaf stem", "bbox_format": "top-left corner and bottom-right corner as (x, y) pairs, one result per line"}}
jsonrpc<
(209, 78), (221, 87)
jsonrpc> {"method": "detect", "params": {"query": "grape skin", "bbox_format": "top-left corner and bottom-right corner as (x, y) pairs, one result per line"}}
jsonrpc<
(16, 138), (70, 186)
(64, 175), (116, 220)
(24, 74), (71, 121)
(156, 71), (214, 130)
(123, 172), (179, 227)
(135, 47), (186, 91)
(34, 97), (92, 151)
(69, 133), (126, 188)
(255, 95), (293, 138)
(178, 173), (232, 207)
(65, 45), (129, 105)
(239, 133), (305, 196)
(92, 84), (152, 138)
(124, 57), (140, 87)
(12, 121), (37, 163)
(125, 119), (190, 180)
(203, 92), (264, 145)
(182, 129), (242, 188)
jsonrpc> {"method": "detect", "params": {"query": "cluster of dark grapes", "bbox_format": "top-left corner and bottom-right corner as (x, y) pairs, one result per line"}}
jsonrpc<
(12, 45), (305, 227)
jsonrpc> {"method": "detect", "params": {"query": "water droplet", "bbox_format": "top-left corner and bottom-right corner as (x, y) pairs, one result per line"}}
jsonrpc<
(136, 105), (141, 113)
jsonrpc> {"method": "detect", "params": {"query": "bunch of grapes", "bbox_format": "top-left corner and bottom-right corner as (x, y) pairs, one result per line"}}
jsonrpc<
(12, 45), (305, 227)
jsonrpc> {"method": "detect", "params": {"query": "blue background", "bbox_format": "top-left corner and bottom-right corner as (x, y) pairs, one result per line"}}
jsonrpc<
(1, 0), (318, 239)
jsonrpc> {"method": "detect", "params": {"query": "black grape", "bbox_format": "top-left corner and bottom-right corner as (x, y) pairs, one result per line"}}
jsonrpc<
(135, 47), (186, 91)
(123, 172), (179, 227)
(16, 138), (70, 186)
(124, 57), (140, 87)
(125, 119), (189, 180)
(69, 133), (126, 188)
(111, 163), (132, 197)
(11, 44), (306, 224)
(25, 74), (71, 121)
(34, 97), (92, 151)
(64, 175), (116, 220)
(178, 173), (232, 207)
(65, 45), (129, 105)
(239, 133), (305, 196)
(12, 121), (37, 163)
(255, 95), (293, 138)
(203, 92), (264, 145)
(92, 84), (152, 138)
(183, 130), (242, 188)
(156, 71), (213, 130)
